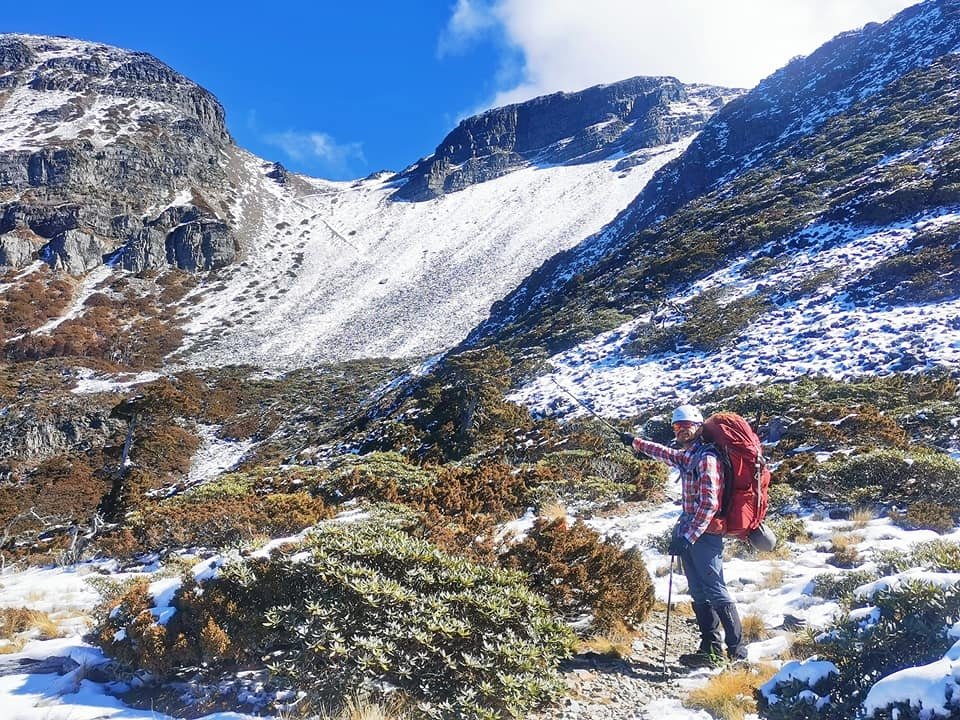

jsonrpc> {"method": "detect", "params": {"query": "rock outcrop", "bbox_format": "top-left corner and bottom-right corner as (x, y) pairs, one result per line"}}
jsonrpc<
(0, 34), (237, 274)
(393, 78), (738, 201)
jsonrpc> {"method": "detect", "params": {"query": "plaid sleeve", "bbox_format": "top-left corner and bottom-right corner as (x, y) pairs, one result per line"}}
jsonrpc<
(632, 438), (685, 468)
(681, 451), (722, 543)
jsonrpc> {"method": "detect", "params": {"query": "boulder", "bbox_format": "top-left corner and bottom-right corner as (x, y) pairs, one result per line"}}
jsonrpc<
(43, 229), (105, 274)
(0, 233), (34, 267)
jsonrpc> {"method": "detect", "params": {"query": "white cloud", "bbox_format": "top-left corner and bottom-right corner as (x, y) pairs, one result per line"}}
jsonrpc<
(264, 130), (365, 179)
(445, 0), (919, 109)
(437, 0), (499, 56)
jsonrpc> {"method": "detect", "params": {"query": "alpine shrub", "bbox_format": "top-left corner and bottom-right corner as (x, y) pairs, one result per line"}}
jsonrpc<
(890, 500), (958, 534)
(758, 578), (960, 720)
(811, 569), (879, 602)
(95, 522), (574, 720)
(817, 449), (960, 506)
(500, 518), (655, 633)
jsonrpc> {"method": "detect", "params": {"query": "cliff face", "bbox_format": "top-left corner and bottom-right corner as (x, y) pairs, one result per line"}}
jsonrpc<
(0, 34), (237, 274)
(393, 77), (739, 201)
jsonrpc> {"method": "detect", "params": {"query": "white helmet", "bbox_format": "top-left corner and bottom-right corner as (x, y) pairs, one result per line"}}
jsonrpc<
(672, 404), (703, 424)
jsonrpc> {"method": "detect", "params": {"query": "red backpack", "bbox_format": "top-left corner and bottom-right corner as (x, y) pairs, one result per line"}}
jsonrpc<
(701, 412), (771, 540)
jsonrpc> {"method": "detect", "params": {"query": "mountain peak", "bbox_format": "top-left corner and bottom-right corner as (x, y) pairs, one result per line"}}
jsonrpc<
(392, 75), (742, 201)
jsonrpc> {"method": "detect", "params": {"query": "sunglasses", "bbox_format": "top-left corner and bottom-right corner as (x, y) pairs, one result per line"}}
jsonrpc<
(672, 421), (700, 430)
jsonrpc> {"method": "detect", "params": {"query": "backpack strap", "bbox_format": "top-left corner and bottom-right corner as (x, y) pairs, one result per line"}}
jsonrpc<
(694, 442), (733, 516)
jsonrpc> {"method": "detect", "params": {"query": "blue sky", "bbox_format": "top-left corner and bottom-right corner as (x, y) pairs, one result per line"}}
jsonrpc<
(4, 1), (916, 180)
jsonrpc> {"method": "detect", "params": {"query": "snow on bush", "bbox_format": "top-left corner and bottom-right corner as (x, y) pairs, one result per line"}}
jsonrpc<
(757, 576), (960, 720)
(94, 521), (575, 720)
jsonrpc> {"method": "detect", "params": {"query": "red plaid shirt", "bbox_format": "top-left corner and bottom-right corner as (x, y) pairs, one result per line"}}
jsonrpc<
(633, 437), (725, 543)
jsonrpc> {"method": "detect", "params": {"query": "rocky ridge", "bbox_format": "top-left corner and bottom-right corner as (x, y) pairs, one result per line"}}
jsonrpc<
(466, 0), (960, 346)
(394, 78), (739, 202)
(0, 34), (238, 274)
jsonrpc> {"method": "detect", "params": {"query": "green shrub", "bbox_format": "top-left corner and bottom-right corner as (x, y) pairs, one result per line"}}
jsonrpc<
(758, 579), (960, 720)
(817, 449), (960, 506)
(911, 540), (960, 572)
(500, 518), (655, 633)
(533, 451), (666, 505)
(811, 569), (879, 602)
(95, 522), (574, 720)
(769, 515), (808, 544)
(890, 501), (958, 534)
(874, 541), (960, 579)
(766, 483), (800, 514)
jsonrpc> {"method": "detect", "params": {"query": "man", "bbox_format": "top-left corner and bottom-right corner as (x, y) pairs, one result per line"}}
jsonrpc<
(620, 404), (747, 667)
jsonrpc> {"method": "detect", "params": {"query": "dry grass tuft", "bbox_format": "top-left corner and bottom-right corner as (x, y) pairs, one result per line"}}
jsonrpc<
(828, 531), (863, 568)
(0, 607), (64, 653)
(759, 567), (786, 590)
(652, 599), (695, 618)
(739, 612), (771, 643)
(0, 607), (63, 641)
(0, 637), (28, 655)
(537, 500), (568, 523)
(684, 663), (779, 720)
(316, 694), (409, 720)
(578, 619), (637, 658)
(850, 506), (877, 529)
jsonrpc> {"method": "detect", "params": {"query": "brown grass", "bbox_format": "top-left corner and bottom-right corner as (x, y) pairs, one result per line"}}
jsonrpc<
(739, 612), (771, 643)
(292, 693), (410, 720)
(759, 567), (786, 590)
(0, 607), (64, 646)
(537, 500), (568, 523)
(828, 532), (862, 568)
(850, 506), (877, 529)
(577, 619), (637, 658)
(684, 663), (779, 720)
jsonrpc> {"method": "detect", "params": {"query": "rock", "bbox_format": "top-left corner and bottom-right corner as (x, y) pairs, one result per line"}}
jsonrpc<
(0, 232), (35, 267)
(394, 77), (735, 201)
(43, 229), (105, 274)
(166, 218), (237, 271)
(0, 34), (235, 276)
(0, 36), (35, 72)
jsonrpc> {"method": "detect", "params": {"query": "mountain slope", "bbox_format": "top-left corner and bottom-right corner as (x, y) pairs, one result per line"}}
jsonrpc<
(0, 33), (735, 365)
(504, 50), (960, 412)
(393, 77), (737, 201)
(466, 0), (960, 357)
(179, 141), (694, 366)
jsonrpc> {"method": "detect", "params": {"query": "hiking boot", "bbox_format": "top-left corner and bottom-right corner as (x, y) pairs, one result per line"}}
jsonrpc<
(678, 648), (727, 668)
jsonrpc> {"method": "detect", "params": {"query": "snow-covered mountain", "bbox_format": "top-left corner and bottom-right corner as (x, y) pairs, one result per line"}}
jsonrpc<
(0, 34), (735, 363)
(463, 0), (960, 413)
(467, 0), (960, 342)
(2, 5), (960, 720)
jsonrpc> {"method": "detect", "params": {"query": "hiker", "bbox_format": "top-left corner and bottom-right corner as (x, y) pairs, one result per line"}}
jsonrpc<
(620, 404), (747, 667)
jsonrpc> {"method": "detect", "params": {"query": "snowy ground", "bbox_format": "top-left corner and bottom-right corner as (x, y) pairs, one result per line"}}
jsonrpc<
(3, 472), (958, 720)
(177, 139), (691, 367)
(511, 209), (960, 419)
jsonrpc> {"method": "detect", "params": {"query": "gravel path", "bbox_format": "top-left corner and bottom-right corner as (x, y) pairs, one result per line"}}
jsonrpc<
(534, 605), (711, 720)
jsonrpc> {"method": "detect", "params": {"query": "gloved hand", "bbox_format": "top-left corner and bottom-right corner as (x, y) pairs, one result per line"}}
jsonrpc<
(619, 432), (636, 447)
(668, 535), (691, 557)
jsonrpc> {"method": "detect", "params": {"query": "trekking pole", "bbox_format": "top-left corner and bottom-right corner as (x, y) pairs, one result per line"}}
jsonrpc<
(547, 377), (622, 436)
(662, 554), (674, 676)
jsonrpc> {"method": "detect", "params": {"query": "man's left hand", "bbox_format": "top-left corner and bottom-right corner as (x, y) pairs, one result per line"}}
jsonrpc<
(668, 535), (691, 557)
